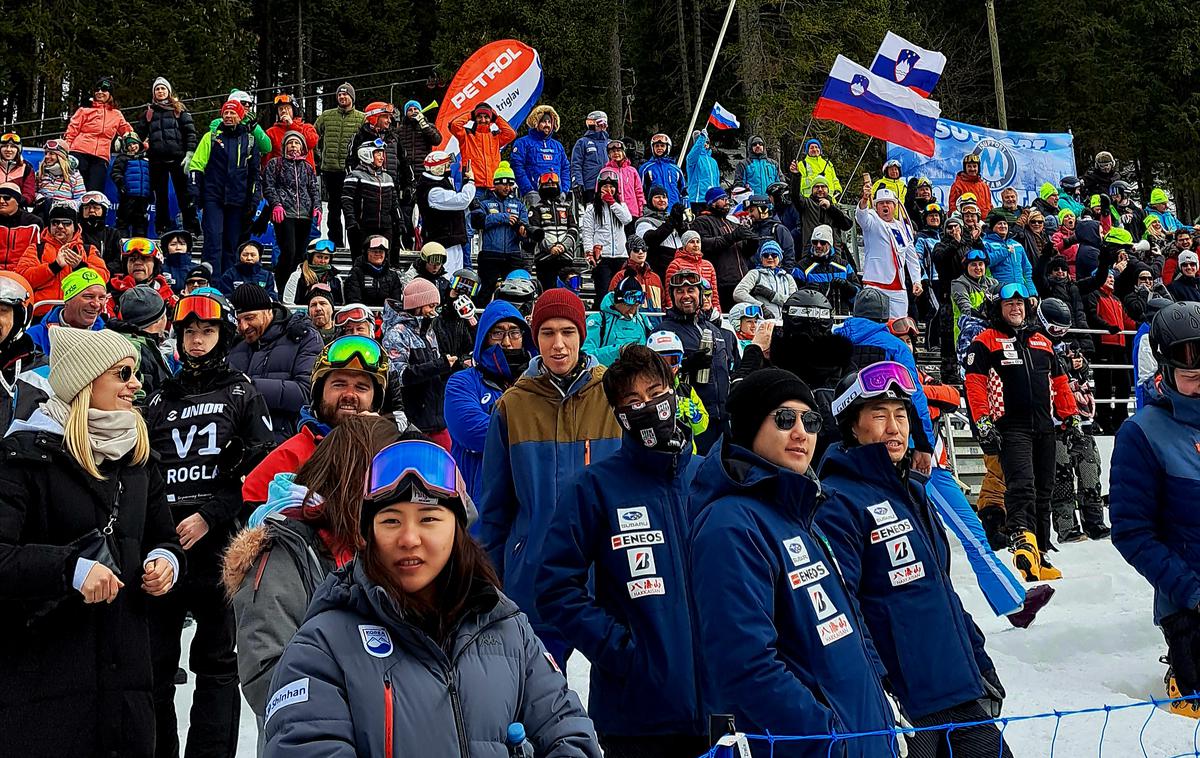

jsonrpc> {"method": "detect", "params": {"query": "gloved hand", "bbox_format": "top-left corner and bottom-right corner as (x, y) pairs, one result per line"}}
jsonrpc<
(1064, 415), (1085, 440)
(669, 202), (686, 228)
(887, 692), (911, 758)
(979, 668), (1005, 718)
(180, 150), (194, 170)
(271, 205), (285, 224)
(1107, 323), (1122, 335)
(312, 208), (322, 225)
(751, 284), (773, 300)
(678, 394), (702, 426)
(602, 193), (616, 205)
(489, 123), (500, 135)
(679, 350), (713, 376)
(976, 416), (1001, 455)
(415, 111), (430, 129)
(734, 224), (757, 241)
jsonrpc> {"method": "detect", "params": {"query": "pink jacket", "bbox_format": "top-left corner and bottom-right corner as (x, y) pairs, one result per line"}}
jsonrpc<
(65, 102), (132, 161)
(604, 158), (644, 217)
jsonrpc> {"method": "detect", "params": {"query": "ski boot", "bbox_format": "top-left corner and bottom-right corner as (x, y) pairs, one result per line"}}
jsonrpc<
(1010, 531), (1042, 582)
(1164, 657), (1200, 718)
(979, 507), (1009, 552)
(1038, 552), (1063, 581)
(1084, 524), (1111, 540)
(1057, 528), (1087, 543)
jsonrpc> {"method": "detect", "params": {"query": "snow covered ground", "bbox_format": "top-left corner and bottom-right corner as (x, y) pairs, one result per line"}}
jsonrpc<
(177, 523), (1200, 756)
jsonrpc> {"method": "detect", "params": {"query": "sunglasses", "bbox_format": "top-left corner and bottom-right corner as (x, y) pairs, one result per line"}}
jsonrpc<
(334, 306), (373, 326)
(174, 295), (227, 323)
(365, 440), (459, 502)
(109, 365), (135, 383)
(1030, 220), (1045, 225)
(0, 133), (20, 145)
(49, 219), (74, 227)
(325, 335), (384, 371)
(488, 327), (523, 342)
(760, 252), (780, 259)
(771, 408), (823, 434)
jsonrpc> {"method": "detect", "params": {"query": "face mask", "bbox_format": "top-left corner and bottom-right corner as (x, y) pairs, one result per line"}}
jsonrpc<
(81, 215), (103, 230)
(614, 391), (678, 449)
(539, 187), (560, 202)
(502, 347), (530, 377)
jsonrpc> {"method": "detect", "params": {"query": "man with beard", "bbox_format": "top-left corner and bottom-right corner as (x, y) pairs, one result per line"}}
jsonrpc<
(78, 191), (122, 270)
(692, 186), (757, 310)
(242, 334), (392, 506)
(227, 282), (323, 442)
(313, 83), (364, 247)
(790, 176), (853, 259)
(27, 267), (108, 352)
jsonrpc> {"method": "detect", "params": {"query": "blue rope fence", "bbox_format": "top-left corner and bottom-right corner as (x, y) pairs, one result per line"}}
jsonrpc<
(697, 694), (1200, 757)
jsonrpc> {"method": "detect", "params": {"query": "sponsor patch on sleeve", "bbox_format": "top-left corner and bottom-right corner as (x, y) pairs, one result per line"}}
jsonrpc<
(869, 519), (913, 544)
(816, 613), (854, 646)
(889, 561), (926, 586)
(782, 536), (811, 567)
(264, 677), (309, 724)
(788, 561), (830, 590)
(866, 502), (898, 525)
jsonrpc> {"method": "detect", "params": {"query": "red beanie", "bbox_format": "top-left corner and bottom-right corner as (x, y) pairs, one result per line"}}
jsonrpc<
(531, 288), (587, 340)
(221, 100), (247, 121)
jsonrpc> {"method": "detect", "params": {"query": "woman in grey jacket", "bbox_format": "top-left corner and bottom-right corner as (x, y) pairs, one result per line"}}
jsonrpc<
(263, 438), (601, 758)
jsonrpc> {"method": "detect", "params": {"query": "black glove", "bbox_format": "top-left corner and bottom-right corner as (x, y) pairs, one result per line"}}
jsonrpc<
(978, 668), (1005, 717)
(750, 284), (773, 300)
(670, 202), (686, 228)
(976, 417), (1001, 456)
(1107, 323), (1122, 335)
(735, 224), (758, 241)
(1164, 609), (1200, 697)
(679, 350), (713, 376)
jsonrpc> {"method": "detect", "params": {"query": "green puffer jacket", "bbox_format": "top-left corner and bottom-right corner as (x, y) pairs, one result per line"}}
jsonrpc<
(313, 107), (365, 173)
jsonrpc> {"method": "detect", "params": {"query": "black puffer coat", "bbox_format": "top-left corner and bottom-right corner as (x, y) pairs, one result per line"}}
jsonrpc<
(227, 306), (323, 442)
(134, 101), (197, 161)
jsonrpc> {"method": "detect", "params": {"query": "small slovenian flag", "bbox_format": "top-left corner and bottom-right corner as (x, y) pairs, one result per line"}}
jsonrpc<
(813, 55), (941, 156)
(871, 31), (946, 98)
(708, 102), (740, 130)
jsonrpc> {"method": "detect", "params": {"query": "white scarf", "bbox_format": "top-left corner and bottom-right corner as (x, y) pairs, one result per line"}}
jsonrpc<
(43, 396), (140, 466)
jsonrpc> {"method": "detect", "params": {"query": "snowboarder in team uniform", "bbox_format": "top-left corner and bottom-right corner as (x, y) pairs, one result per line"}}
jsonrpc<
(144, 290), (276, 757)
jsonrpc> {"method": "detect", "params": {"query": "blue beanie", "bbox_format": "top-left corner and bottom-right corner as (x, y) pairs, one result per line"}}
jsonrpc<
(758, 240), (783, 265)
(804, 138), (822, 153)
(705, 186), (727, 205)
(403, 100), (420, 113)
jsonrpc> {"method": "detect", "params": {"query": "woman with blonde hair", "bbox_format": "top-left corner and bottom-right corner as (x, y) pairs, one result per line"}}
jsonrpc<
(35, 138), (86, 215)
(0, 326), (182, 757)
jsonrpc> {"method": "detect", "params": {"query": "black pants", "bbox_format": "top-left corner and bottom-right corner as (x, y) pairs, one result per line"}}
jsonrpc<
(150, 549), (240, 758)
(1164, 608), (1200, 696)
(907, 701), (1013, 758)
(997, 426), (1056, 547)
(72, 151), (109, 191)
(321, 171), (347, 246)
(597, 734), (710, 758)
(118, 196), (151, 237)
(535, 255), (572, 296)
(1095, 343), (1132, 432)
(273, 217), (310, 293)
(592, 257), (627, 309)
(717, 283), (737, 314)
(150, 157), (198, 233)
(478, 253), (526, 301)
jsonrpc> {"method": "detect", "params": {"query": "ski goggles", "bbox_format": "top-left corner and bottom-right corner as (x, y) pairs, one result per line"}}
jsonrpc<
(311, 239), (335, 255)
(334, 305), (373, 326)
(656, 350), (684, 368)
(174, 294), (228, 323)
(617, 288), (646, 306)
(771, 407), (823, 434)
(998, 282), (1031, 300)
(0, 133), (20, 145)
(965, 249), (988, 263)
(365, 440), (460, 503)
(669, 270), (703, 288)
(324, 335), (384, 372)
(786, 304), (831, 320)
(1160, 340), (1200, 370)
(450, 273), (481, 297)
(831, 361), (917, 418)
(888, 317), (919, 339)
(121, 237), (158, 257)
(923, 203), (943, 216)
(562, 273), (582, 292)
(273, 94), (296, 105)
(737, 304), (765, 319)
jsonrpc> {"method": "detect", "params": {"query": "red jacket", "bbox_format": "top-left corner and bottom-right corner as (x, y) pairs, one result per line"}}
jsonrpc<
(1090, 286), (1136, 347)
(16, 231), (109, 302)
(948, 172), (993, 216)
(964, 325), (1077, 432)
(0, 211), (42, 272)
(106, 273), (178, 317)
(0, 160), (37, 205)
(264, 119), (319, 169)
(242, 425), (320, 505)
(449, 111), (516, 190)
(65, 102), (132, 161)
(607, 261), (664, 309)
(663, 248), (719, 311)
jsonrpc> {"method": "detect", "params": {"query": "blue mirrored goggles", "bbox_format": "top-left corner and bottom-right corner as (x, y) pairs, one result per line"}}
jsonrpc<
(999, 282), (1031, 300)
(313, 239), (336, 254)
(365, 440), (460, 503)
(740, 304), (764, 318)
(965, 249), (988, 262)
(617, 289), (646, 306)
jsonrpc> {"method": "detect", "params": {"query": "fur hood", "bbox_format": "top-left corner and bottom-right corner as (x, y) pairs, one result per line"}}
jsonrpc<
(525, 104), (560, 132)
(222, 525), (268, 599)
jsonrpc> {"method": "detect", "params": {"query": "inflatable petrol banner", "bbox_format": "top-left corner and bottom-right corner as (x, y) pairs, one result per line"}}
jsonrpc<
(435, 40), (544, 154)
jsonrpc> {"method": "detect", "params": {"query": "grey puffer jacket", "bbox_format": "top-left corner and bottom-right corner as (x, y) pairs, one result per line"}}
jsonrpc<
(263, 561), (601, 758)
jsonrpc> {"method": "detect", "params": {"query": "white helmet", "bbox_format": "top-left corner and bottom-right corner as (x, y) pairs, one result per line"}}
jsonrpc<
(357, 140), (385, 165)
(647, 330), (684, 356)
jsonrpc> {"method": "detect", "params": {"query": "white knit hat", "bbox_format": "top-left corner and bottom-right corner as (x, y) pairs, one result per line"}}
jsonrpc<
(47, 327), (137, 401)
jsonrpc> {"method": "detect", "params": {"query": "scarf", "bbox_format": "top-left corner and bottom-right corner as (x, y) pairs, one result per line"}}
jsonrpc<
(43, 396), (140, 466)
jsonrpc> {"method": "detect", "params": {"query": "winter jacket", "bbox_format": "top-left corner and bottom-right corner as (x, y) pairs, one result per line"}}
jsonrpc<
(751, 217), (796, 270)
(0, 209), (42, 272)
(536, 433), (704, 737)
(444, 302), (532, 500)
(604, 158), (645, 217)
(693, 209), (756, 291)
(511, 126), (571, 196)
(982, 230), (1034, 292)
(227, 306), (323, 441)
(639, 156), (687, 207)
(0, 158), (37, 206)
(606, 260), (663, 309)
(529, 197), (580, 265)
(283, 264), (344, 307)
(663, 248), (718, 309)
(264, 149), (321, 221)
(342, 260), (404, 306)
(580, 200), (631, 259)
(345, 124), (411, 191)
(793, 251), (860, 313)
(134, 101), (197, 161)
(947, 171), (992, 216)
(791, 192), (853, 258)
(223, 485), (339, 715)
(262, 561), (601, 758)
(264, 118), (318, 170)
(817, 443), (993, 720)
(449, 111), (516, 190)
(110, 152), (153, 198)
(65, 101), (132, 161)
(1111, 381), (1200, 622)
(0, 410), (183, 758)
(1085, 284), (1136, 348)
(834, 317), (936, 452)
(207, 116), (273, 154)
(964, 322), (1077, 432)
(189, 123), (262, 208)
(735, 145), (782, 196)
(381, 301), (451, 434)
(216, 262), (278, 299)
(930, 235), (973, 293)
(950, 272), (996, 341)
(1168, 273), (1200, 303)
(1038, 273), (1090, 335)
(478, 355), (622, 635)
(796, 151), (843, 198)
(342, 163), (398, 231)
(688, 439), (897, 757)
(17, 231), (108, 302)
(0, 334), (49, 436)
(685, 133), (720, 203)
(733, 265), (796, 317)
(855, 205), (919, 294)
(570, 128), (609, 193)
(1148, 207), (1186, 235)
(395, 114), (441, 175)
(105, 321), (173, 400)
(26, 305), (106, 353)
(582, 291), (654, 366)
(242, 423), (321, 506)
(415, 173), (474, 248)
(1073, 220), (1104, 279)
(35, 166), (85, 207)
(658, 307), (732, 430)
(473, 191), (529, 256)
(313, 107), (365, 173)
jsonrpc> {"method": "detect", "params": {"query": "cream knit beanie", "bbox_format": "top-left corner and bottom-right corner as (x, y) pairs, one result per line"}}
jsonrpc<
(47, 327), (138, 401)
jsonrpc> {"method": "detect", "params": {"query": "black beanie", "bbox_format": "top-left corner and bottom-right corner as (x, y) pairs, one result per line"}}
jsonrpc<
(728, 368), (817, 449)
(229, 282), (273, 313)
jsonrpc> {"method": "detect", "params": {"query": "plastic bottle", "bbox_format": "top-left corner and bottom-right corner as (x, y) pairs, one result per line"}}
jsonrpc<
(695, 329), (713, 385)
(506, 722), (535, 758)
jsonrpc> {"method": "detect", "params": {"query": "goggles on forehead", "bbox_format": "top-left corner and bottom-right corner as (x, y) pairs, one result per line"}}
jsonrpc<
(335, 306), (373, 325)
(324, 335), (384, 371)
(365, 440), (460, 503)
(831, 361), (918, 418)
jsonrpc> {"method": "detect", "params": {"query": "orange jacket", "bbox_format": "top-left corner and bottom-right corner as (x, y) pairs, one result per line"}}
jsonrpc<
(947, 172), (993, 216)
(664, 248), (719, 312)
(264, 119), (319, 169)
(449, 111), (516, 189)
(65, 102), (132, 161)
(17, 231), (109, 302)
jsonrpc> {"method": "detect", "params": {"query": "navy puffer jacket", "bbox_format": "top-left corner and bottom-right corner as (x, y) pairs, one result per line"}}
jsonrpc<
(227, 306), (322, 441)
(135, 101), (197, 160)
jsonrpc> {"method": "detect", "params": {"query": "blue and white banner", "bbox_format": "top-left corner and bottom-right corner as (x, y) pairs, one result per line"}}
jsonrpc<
(886, 118), (1078, 208)
(871, 31), (946, 97)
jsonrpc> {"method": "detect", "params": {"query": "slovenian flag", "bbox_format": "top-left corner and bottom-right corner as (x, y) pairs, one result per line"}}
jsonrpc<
(871, 31), (946, 98)
(708, 102), (740, 130)
(812, 55), (941, 156)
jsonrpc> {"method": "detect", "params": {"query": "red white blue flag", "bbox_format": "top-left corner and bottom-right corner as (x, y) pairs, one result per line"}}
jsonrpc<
(813, 55), (941, 156)
(707, 102), (740, 130)
(871, 31), (946, 98)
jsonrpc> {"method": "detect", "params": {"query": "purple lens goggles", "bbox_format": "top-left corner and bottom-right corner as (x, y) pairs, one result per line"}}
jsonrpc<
(365, 440), (459, 502)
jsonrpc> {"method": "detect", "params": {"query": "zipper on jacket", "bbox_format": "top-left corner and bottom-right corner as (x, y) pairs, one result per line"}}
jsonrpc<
(446, 678), (470, 758)
(383, 676), (395, 756)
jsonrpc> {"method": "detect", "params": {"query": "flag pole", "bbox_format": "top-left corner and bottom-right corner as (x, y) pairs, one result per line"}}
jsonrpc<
(791, 113), (815, 164)
(676, 0), (738, 168)
(834, 137), (873, 202)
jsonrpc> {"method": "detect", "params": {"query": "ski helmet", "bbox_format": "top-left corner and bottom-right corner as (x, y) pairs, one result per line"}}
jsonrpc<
(0, 271), (33, 354)
(1037, 297), (1073, 339)
(172, 290), (238, 369)
(493, 277), (539, 316)
(646, 330), (685, 371)
(1151, 302), (1200, 387)
(449, 268), (481, 298)
(832, 361), (920, 446)
(310, 335), (390, 412)
(782, 289), (833, 337)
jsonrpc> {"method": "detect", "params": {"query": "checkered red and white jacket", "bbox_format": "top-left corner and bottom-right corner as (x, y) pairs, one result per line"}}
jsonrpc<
(964, 325), (1077, 432)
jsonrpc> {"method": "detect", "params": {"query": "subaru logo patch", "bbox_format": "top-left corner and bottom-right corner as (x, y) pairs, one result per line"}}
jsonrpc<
(359, 624), (393, 658)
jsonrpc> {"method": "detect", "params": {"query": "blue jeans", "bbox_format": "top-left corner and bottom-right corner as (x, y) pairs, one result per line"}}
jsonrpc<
(202, 202), (244, 276)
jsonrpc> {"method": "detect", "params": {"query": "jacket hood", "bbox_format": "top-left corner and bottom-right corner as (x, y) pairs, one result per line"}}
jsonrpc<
(221, 524), (267, 597)
(381, 298), (409, 334)
(1076, 219), (1102, 247)
(835, 316), (889, 344)
(472, 300), (534, 376)
(1148, 380), (1200, 430)
(518, 353), (601, 399)
(4, 406), (62, 438)
(690, 436), (821, 522)
(674, 246), (704, 264)
(525, 104), (560, 133)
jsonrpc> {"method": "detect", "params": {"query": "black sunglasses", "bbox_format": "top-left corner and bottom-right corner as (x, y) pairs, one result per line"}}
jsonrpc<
(110, 365), (135, 382)
(772, 408), (823, 434)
